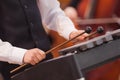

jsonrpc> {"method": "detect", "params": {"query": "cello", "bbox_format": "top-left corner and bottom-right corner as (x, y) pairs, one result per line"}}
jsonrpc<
(76, 0), (120, 80)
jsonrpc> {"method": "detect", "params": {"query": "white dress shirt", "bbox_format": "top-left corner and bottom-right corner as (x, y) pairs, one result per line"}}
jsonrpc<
(0, 0), (77, 65)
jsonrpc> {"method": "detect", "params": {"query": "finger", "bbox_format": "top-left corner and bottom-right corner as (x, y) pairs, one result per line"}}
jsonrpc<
(37, 49), (46, 59)
(78, 36), (85, 40)
(35, 53), (44, 62)
(33, 55), (40, 64)
(33, 49), (46, 63)
(30, 59), (36, 65)
(31, 62), (36, 65)
(29, 50), (41, 65)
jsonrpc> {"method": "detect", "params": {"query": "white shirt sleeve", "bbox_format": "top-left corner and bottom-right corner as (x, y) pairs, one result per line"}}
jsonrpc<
(37, 0), (78, 39)
(0, 39), (27, 65)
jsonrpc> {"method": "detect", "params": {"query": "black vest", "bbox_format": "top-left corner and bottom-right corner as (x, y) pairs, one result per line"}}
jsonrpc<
(0, 0), (52, 80)
(0, 0), (51, 51)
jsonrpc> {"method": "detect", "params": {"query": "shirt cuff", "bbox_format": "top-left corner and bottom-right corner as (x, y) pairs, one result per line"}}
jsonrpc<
(9, 47), (27, 65)
(62, 27), (78, 40)
(56, 15), (78, 40)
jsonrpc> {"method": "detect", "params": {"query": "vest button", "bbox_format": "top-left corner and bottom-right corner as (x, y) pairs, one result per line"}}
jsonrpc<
(30, 22), (34, 27)
(24, 5), (28, 9)
(35, 41), (38, 45)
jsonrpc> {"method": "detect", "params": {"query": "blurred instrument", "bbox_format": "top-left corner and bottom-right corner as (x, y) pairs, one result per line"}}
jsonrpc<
(77, 0), (118, 19)
(76, 17), (120, 25)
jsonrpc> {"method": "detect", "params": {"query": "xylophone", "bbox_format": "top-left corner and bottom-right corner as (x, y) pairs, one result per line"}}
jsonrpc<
(12, 29), (120, 80)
